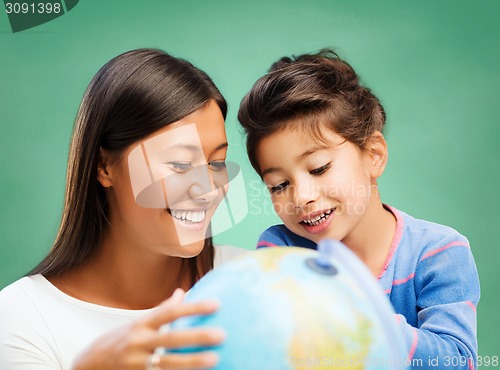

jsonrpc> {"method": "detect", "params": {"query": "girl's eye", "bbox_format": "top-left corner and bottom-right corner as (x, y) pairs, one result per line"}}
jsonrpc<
(167, 162), (192, 173)
(310, 163), (331, 176)
(269, 181), (289, 194)
(209, 160), (227, 171)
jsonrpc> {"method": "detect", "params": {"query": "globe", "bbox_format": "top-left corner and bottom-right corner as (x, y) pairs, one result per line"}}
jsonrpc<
(170, 240), (409, 370)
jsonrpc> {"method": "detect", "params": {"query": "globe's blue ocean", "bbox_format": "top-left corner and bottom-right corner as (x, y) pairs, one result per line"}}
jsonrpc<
(169, 241), (409, 370)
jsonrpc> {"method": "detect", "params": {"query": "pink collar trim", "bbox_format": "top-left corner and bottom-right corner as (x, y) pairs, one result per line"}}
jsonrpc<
(377, 204), (404, 280)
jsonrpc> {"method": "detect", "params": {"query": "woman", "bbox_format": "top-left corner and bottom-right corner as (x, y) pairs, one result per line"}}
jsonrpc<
(0, 48), (242, 370)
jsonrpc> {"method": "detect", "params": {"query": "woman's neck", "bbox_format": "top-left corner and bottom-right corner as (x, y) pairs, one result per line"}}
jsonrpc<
(47, 233), (190, 310)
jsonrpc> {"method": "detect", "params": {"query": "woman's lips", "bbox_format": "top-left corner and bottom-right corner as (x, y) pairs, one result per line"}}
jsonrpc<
(167, 208), (208, 231)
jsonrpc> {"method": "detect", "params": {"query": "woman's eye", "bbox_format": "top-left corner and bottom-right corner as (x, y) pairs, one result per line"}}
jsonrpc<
(310, 163), (331, 176)
(269, 181), (289, 194)
(209, 160), (227, 171)
(166, 162), (192, 172)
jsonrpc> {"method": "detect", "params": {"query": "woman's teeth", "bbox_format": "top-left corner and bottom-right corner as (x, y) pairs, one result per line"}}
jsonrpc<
(302, 209), (333, 226)
(170, 209), (206, 223)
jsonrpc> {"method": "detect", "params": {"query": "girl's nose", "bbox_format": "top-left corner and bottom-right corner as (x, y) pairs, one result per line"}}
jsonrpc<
(292, 180), (318, 209)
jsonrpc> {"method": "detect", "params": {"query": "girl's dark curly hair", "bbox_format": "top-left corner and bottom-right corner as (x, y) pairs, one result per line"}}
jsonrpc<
(238, 49), (386, 176)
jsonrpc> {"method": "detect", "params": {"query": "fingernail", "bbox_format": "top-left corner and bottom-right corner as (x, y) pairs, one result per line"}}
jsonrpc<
(204, 300), (220, 309)
(209, 328), (226, 342)
(202, 351), (219, 366)
(172, 288), (185, 299)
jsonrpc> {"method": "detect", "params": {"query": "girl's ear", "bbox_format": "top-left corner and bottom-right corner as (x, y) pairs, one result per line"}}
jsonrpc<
(366, 131), (388, 180)
(97, 148), (113, 188)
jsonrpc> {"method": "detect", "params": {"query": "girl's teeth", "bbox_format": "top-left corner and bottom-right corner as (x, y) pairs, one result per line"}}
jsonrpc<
(303, 209), (333, 226)
(311, 213), (324, 222)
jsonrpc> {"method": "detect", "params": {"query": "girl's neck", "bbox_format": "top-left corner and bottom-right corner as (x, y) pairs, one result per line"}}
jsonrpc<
(342, 189), (397, 277)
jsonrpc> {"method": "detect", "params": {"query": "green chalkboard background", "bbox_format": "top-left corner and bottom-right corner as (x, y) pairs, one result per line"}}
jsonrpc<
(1, 0), (499, 357)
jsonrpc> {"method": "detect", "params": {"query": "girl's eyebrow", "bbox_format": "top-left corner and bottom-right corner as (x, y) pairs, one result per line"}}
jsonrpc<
(261, 144), (328, 177)
(296, 143), (332, 160)
(298, 140), (344, 160)
(297, 146), (321, 160)
(261, 166), (280, 177)
(262, 138), (342, 177)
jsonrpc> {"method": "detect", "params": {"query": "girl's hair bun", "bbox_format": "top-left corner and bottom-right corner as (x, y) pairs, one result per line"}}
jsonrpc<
(269, 56), (294, 72)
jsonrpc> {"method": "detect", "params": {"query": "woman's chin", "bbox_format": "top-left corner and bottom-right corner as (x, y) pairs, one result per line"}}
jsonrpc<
(171, 240), (206, 258)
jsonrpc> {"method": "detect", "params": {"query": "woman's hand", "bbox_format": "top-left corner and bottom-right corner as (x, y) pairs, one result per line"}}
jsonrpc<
(72, 288), (224, 370)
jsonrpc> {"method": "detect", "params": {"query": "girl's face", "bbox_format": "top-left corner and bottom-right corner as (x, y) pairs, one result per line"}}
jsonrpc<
(100, 101), (228, 257)
(256, 124), (380, 245)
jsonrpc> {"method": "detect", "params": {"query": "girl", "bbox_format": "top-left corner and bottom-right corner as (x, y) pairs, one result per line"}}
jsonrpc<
(0, 49), (243, 370)
(238, 50), (479, 369)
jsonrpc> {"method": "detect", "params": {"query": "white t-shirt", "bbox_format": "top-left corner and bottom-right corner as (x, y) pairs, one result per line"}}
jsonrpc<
(0, 245), (248, 370)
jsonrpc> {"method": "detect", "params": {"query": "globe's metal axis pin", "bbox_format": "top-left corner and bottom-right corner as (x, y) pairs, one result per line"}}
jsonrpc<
(305, 239), (338, 275)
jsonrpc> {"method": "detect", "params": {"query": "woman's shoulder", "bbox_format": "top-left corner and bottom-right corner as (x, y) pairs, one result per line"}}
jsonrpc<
(0, 275), (62, 368)
(0, 275), (54, 343)
(0, 275), (43, 307)
(0, 275), (59, 327)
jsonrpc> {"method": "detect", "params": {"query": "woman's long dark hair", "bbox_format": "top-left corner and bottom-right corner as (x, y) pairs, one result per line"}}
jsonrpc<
(30, 49), (227, 287)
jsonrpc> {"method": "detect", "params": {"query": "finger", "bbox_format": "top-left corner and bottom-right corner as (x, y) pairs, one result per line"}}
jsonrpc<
(142, 300), (220, 329)
(165, 288), (186, 306)
(138, 288), (185, 329)
(160, 351), (220, 370)
(153, 327), (226, 349)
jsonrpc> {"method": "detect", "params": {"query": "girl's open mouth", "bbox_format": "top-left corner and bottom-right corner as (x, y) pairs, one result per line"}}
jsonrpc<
(300, 208), (335, 235)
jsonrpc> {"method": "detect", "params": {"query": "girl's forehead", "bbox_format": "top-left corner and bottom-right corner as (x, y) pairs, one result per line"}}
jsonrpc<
(268, 124), (345, 148)
(256, 124), (353, 174)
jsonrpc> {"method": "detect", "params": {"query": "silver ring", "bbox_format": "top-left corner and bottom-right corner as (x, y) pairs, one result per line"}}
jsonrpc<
(145, 352), (161, 370)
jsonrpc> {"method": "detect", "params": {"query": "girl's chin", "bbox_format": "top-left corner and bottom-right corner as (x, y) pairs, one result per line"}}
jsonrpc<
(294, 227), (343, 245)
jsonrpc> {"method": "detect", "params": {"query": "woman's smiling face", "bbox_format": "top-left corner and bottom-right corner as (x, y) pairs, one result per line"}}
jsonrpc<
(256, 124), (375, 245)
(101, 100), (228, 257)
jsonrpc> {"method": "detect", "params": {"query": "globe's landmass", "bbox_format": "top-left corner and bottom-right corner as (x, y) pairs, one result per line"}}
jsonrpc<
(170, 241), (408, 370)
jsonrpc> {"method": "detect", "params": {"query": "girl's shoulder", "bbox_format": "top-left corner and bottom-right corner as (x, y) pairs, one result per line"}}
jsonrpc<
(391, 207), (471, 265)
(257, 224), (317, 249)
(396, 208), (469, 245)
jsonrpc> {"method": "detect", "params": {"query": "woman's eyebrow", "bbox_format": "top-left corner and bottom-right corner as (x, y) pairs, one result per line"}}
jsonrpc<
(164, 143), (202, 152)
(208, 142), (228, 157)
(214, 142), (229, 151)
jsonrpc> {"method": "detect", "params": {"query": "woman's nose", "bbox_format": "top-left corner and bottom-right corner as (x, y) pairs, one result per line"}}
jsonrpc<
(188, 164), (219, 202)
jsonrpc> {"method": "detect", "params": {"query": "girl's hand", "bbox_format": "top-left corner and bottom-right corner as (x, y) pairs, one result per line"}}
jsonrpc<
(72, 288), (224, 370)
